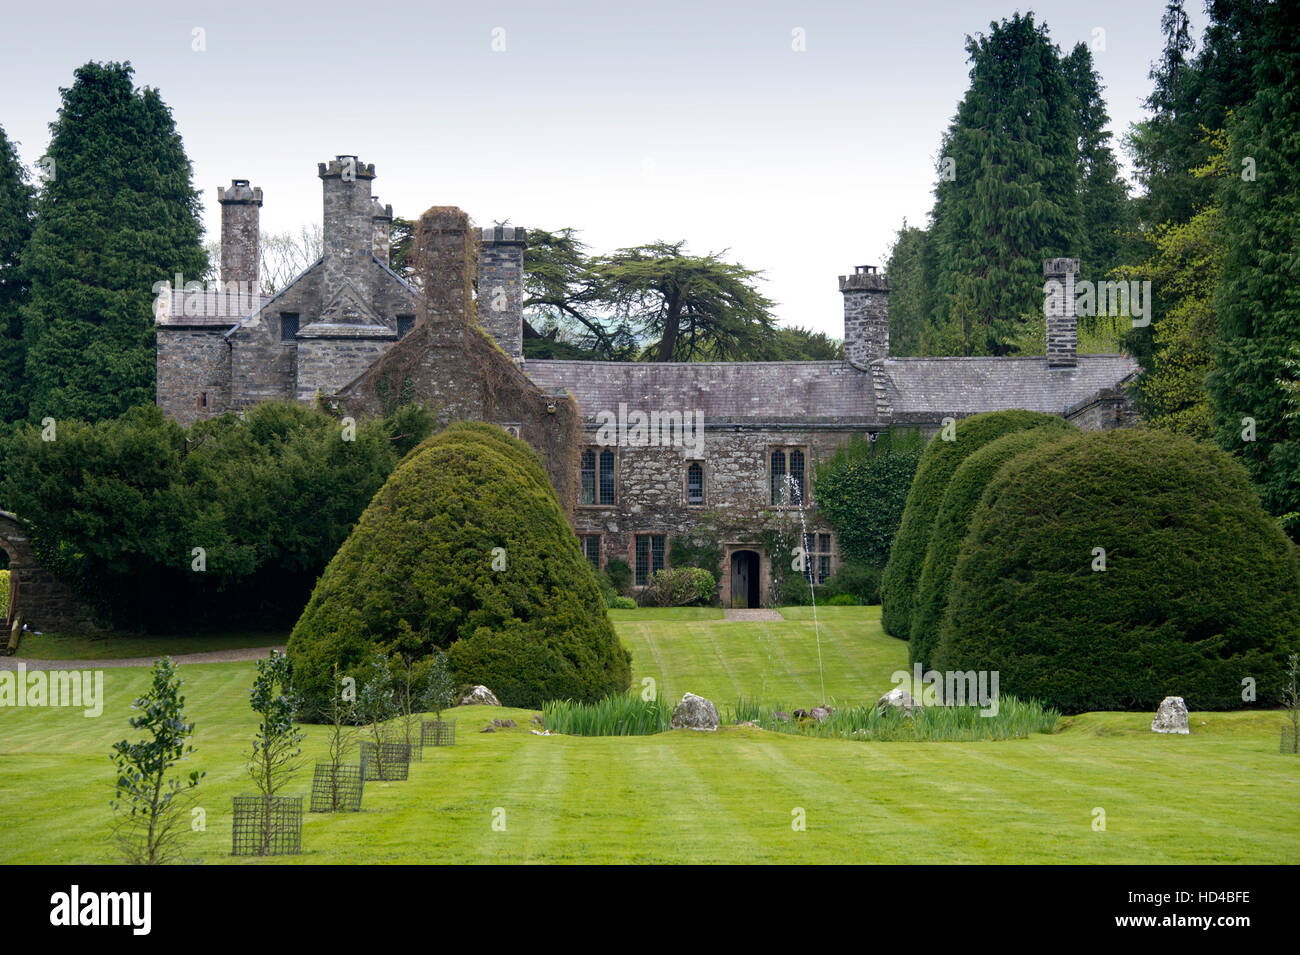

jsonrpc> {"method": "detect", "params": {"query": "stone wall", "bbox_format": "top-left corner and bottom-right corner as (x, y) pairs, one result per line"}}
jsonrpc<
(156, 327), (231, 426)
(1065, 387), (1140, 431)
(571, 425), (846, 607)
(0, 512), (102, 636)
(296, 335), (395, 403)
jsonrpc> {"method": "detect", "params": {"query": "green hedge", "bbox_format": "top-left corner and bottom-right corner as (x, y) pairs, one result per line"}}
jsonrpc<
(909, 421), (1077, 667)
(822, 560), (882, 605)
(640, 567), (716, 607)
(934, 429), (1300, 712)
(286, 426), (630, 715)
(880, 410), (1072, 638)
(0, 401), (435, 630)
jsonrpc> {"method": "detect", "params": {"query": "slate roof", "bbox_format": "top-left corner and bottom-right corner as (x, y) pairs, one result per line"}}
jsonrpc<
(154, 288), (273, 327)
(877, 354), (1139, 418)
(525, 360), (876, 422)
(526, 353), (1139, 424)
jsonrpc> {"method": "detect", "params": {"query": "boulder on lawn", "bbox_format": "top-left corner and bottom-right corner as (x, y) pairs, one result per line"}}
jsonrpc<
(460, 685), (501, 707)
(671, 692), (719, 731)
(1151, 696), (1190, 735)
(876, 686), (922, 718)
(810, 706), (831, 723)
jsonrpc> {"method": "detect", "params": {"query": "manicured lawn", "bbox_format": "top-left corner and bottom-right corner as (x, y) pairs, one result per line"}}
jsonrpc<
(2, 607), (1297, 864)
(14, 630), (284, 660)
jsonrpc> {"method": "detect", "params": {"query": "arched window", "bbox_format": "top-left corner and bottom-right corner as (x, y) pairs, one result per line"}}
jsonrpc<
(686, 462), (704, 505)
(770, 450), (787, 505)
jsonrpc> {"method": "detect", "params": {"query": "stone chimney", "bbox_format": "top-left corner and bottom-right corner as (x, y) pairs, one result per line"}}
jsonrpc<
(838, 265), (890, 370)
(371, 197), (393, 267)
(1043, 258), (1079, 368)
(217, 179), (262, 290)
(317, 155), (377, 304)
(414, 207), (475, 326)
(477, 225), (526, 360)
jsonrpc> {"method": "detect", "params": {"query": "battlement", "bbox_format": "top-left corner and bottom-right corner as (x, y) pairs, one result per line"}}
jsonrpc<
(217, 179), (262, 205)
(371, 198), (393, 222)
(480, 225), (526, 245)
(317, 155), (376, 180)
(838, 264), (890, 293)
(1043, 257), (1081, 277)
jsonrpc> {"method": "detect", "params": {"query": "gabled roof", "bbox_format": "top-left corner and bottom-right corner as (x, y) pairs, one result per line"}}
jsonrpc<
(876, 354), (1140, 418)
(524, 360), (876, 422)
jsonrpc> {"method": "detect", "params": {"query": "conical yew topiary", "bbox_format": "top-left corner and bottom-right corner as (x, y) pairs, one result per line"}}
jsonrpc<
(287, 425), (629, 715)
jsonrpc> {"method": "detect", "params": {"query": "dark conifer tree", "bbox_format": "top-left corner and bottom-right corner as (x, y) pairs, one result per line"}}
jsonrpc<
(1062, 43), (1131, 280)
(927, 13), (1080, 355)
(22, 61), (207, 421)
(1207, 0), (1300, 532)
(0, 125), (35, 422)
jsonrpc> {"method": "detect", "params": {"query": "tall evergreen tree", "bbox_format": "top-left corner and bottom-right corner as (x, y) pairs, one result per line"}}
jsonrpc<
(22, 61), (206, 421)
(1207, 0), (1300, 531)
(0, 125), (35, 423)
(882, 221), (935, 357)
(1127, 0), (1202, 232)
(928, 13), (1080, 355)
(1062, 43), (1131, 280)
(1128, 0), (1270, 236)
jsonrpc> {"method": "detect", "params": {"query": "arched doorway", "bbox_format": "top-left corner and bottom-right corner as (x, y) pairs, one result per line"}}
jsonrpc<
(730, 550), (761, 609)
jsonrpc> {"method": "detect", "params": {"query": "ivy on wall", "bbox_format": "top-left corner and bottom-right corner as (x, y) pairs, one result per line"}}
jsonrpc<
(813, 428), (924, 567)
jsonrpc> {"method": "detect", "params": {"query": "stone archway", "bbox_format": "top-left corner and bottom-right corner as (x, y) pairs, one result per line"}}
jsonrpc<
(0, 511), (102, 639)
(727, 548), (763, 610)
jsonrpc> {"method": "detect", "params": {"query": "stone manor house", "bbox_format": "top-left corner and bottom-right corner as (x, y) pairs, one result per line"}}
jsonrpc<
(155, 155), (1139, 608)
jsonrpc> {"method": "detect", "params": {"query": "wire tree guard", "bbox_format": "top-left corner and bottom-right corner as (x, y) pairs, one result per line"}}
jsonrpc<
(421, 719), (456, 747)
(309, 761), (364, 812)
(231, 795), (303, 856)
(360, 741), (411, 781)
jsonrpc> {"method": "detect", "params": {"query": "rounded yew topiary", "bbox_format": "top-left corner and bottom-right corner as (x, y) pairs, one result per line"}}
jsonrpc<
(933, 428), (1300, 713)
(909, 421), (1079, 668)
(420, 420), (553, 489)
(880, 410), (1075, 638)
(287, 427), (630, 715)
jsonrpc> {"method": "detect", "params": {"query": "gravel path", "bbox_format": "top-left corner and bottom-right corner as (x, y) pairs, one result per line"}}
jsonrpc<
(722, 609), (785, 622)
(0, 646), (285, 670)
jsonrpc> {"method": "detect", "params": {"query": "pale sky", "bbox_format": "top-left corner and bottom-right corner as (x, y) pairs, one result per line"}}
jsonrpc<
(0, 0), (1207, 337)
